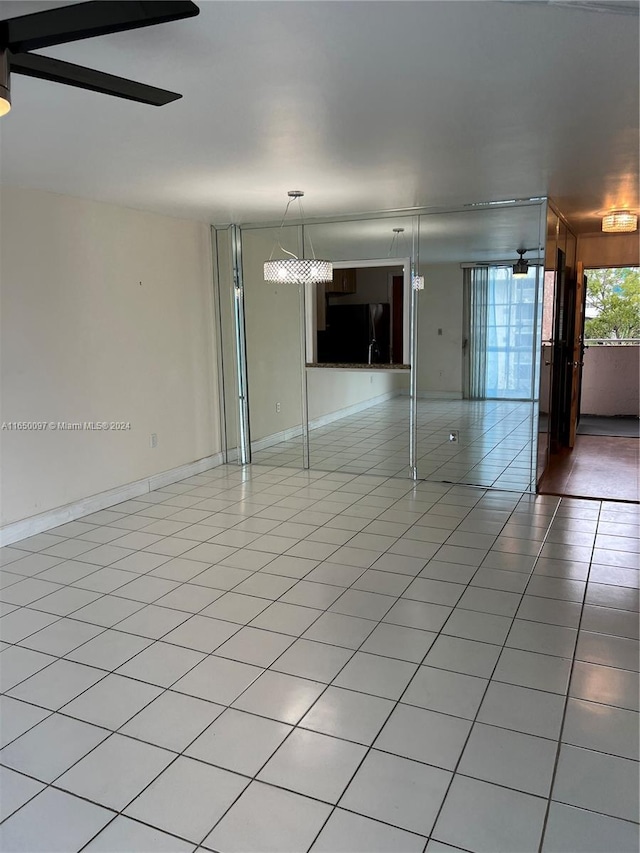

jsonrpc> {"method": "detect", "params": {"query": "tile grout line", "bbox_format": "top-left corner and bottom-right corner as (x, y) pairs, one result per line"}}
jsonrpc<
(422, 493), (567, 851)
(302, 489), (535, 853)
(535, 496), (603, 853)
(0, 469), (411, 839)
(0, 475), (489, 845)
(67, 476), (482, 851)
(0, 465), (637, 850)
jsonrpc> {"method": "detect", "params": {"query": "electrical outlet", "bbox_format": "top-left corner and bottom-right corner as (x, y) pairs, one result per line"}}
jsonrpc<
(275, 402), (281, 413)
(449, 430), (459, 443)
(150, 433), (158, 449)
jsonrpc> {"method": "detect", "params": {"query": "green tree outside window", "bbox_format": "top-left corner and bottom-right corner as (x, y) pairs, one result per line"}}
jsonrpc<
(585, 267), (640, 341)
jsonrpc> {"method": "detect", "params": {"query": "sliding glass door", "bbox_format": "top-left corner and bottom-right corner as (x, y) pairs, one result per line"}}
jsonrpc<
(466, 265), (540, 400)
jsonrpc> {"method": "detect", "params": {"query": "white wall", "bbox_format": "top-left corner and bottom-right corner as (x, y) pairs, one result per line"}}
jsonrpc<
(241, 226), (304, 442)
(416, 262), (464, 396)
(581, 346), (639, 416)
(308, 369), (409, 422)
(0, 187), (219, 528)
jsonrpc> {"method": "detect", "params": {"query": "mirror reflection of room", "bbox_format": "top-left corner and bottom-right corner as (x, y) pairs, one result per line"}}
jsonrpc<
(316, 265), (405, 365)
(215, 202), (547, 491)
(414, 204), (545, 491)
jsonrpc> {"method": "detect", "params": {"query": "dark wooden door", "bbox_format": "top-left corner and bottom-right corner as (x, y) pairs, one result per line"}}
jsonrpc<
(568, 261), (587, 447)
(549, 249), (571, 452)
(392, 275), (403, 363)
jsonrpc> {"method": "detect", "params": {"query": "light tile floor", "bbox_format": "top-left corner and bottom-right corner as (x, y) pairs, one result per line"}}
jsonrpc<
(253, 398), (537, 491)
(0, 463), (638, 853)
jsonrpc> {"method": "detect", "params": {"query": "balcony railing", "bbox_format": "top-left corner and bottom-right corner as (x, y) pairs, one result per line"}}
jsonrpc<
(584, 339), (640, 346)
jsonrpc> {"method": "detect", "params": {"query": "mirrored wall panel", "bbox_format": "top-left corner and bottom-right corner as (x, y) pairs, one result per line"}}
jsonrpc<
(214, 199), (548, 491)
(415, 203), (546, 490)
(301, 217), (414, 476)
(212, 225), (240, 462)
(240, 225), (306, 469)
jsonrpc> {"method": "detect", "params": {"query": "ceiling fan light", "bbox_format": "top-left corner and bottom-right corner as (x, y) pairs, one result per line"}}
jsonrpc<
(602, 211), (638, 233)
(512, 252), (529, 278)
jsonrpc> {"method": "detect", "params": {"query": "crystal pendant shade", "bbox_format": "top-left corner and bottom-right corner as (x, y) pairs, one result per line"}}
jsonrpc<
(264, 191), (333, 285)
(263, 258), (333, 285)
(601, 211), (638, 233)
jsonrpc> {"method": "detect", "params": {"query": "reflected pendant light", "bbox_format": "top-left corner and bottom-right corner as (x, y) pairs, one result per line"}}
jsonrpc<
(387, 226), (423, 290)
(0, 50), (11, 116)
(264, 191), (333, 284)
(512, 248), (529, 278)
(602, 211), (638, 233)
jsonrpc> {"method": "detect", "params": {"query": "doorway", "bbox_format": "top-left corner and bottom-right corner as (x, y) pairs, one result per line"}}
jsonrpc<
(540, 265), (640, 501)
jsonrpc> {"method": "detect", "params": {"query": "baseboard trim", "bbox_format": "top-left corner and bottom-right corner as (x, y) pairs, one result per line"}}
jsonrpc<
(416, 391), (464, 400)
(250, 391), (402, 453)
(309, 391), (402, 430)
(1, 452), (225, 547)
(251, 425), (303, 453)
(397, 390), (463, 400)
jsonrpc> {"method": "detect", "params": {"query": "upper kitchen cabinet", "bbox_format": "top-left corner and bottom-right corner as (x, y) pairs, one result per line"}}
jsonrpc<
(326, 267), (356, 294)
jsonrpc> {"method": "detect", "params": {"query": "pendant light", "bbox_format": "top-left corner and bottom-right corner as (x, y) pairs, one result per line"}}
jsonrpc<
(264, 191), (333, 284)
(388, 226), (423, 290)
(387, 227), (406, 257)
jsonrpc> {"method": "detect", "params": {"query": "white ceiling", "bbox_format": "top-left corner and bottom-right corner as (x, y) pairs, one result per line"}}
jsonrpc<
(0, 0), (637, 231)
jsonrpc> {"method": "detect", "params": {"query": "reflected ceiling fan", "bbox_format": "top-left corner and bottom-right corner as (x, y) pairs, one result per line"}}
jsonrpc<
(0, 1), (200, 116)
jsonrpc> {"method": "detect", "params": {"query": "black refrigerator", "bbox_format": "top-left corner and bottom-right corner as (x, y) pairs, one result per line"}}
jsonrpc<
(318, 303), (390, 364)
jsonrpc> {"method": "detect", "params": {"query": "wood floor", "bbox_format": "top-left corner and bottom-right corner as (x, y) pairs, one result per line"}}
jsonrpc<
(541, 435), (640, 503)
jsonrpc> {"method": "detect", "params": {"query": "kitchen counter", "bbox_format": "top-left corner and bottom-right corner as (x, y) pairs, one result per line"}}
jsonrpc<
(306, 363), (410, 370)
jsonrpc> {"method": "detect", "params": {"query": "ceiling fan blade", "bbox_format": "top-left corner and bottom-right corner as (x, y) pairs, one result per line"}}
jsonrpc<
(3, 1), (199, 54)
(10, 52), (181, 106)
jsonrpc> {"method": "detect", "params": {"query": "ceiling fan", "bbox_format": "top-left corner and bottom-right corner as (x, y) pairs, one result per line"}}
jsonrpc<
(0, 0), (200, 116)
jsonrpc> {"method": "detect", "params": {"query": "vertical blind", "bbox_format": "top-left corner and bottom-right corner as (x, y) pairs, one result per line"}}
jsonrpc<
(466, 266), (538, 400)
